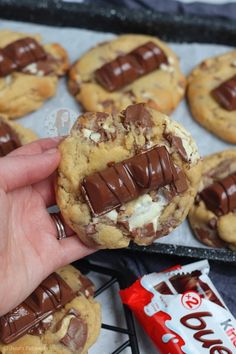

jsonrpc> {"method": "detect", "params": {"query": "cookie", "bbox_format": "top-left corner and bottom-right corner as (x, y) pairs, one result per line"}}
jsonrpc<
(0, 115), (37, 155)
(68, 34), (186, 115)
(0, 30), (69, 119)
(56, 103), (201, 249)
(188, 149), (236, 250)
(0, 265), (101, 354)
(187, 50), (236, 143)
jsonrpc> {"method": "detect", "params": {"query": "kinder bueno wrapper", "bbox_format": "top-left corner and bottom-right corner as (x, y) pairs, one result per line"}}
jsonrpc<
(120, 260), (236, 354)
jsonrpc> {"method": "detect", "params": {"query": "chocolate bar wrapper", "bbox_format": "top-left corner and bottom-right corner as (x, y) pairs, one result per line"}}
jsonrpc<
(120, 260), (236, 354)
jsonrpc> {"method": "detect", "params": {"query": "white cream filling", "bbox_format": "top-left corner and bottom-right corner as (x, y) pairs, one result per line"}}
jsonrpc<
(102, 123), (116, 133)
(5, 75), (12, 85)
(167, 120), (199, 164)
(106, 209), (118, 222)
(37, 70), (44, 77)
(24, 62), (38, 74)
(0, 134), (10, 143)
(90, 132), (101, 142)
(82, 128), (101, 143)
(168, 56), (175, 65)
(42, 314), (53, 324)
(160, 63), (174, 73)
(123, 194), (168, 231)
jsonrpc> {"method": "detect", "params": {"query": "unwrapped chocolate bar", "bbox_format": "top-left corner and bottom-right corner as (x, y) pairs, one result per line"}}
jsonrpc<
(81, 145), (187, 217)
(211, 75), (236, 111)
(200, 172), (236, 216)
(0, 273), (75, 344)
(95, 41), (167, 91)
(0, 37), (46, 77)
(0, 118), (21, 156)
(120, 260), (236, 354)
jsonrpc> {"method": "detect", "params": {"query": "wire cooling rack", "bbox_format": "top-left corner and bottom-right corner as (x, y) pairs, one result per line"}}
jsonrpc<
(74, 260), (140, 354)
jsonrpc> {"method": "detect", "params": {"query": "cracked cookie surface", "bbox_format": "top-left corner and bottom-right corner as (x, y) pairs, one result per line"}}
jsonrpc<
(0, 265), (101, 354)
(187, 50), (236, 143)
(189, 149), (236, 250)
(56, 103), (201, 249)
(68, 34), (186, 115)
(0, 30), (69, 119)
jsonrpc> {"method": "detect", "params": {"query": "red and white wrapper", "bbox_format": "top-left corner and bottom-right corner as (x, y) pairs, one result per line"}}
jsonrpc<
(120, 260), (236, 354)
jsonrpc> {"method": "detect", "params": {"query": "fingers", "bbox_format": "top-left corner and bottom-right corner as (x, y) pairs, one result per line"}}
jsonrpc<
(8, 137), (64, 157)
(48, 213), (95, 266)
(0, 148), (60, 192)
(33, 172), (57, 207)
(59, 235), (96, 265)
(49, 212), (77, 238)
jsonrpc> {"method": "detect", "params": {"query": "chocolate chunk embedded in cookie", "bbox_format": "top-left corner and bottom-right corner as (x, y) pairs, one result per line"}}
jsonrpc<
(0, 265), (101, 354)
(188, 149), (236, 250)
(68, 34), (186, 115)
(187, 50), (236, 143)
(56, 103), (201, 249)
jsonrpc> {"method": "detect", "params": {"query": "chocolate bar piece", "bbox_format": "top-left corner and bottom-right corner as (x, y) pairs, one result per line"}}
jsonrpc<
(200, 172), (236, 216)
(164, 133), (188, 162)
(170, 270), (225, 308)
(0, 273), (75, 344)
(56, 310), (88, 352)
(82, 145), (187, 217)
(95, 41), (167, 92)
(0, 37), (46, 78)
(0, 49), (16, 77)
(154, 281), (174, 295)
(211, 75), (236, 111)
(122, 103), (153, 129)
(0, 119), (21, 156)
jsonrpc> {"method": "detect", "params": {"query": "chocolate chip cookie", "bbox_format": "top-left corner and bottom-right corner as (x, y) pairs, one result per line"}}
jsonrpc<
(187, 50), (236, 143)
(0, 115), (37, 155)
(189, 149), (236, 250)
(0, 30), (69, 119)
(56, 103), (201, 249)
(68, 34), (186, 115)
(0, 265), (101, 354)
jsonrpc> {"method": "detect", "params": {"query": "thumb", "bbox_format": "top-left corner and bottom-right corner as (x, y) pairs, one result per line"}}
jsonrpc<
(0, 148), (60, 192)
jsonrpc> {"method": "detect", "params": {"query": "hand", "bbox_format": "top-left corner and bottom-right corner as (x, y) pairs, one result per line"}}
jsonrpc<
(0, 138), (94, 316)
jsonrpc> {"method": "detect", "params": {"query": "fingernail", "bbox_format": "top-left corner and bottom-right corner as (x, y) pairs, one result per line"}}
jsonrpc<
(45, 148), (58, 154)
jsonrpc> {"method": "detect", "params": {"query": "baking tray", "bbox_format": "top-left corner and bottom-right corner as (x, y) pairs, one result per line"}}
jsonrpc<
(0, 0), (236, 263)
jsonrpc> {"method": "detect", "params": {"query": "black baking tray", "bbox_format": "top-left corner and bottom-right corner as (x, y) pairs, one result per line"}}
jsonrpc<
(1, 0), (236, 263)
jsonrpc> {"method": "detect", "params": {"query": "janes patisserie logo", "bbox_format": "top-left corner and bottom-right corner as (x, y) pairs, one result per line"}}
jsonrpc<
(180, 311), (233, 354)
(44, 108), (77, 137)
